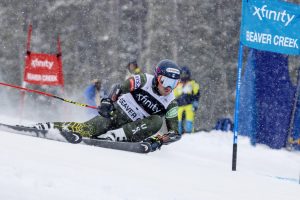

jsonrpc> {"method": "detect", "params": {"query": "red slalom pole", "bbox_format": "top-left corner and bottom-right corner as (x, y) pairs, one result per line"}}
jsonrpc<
(0, 82), (97, 109)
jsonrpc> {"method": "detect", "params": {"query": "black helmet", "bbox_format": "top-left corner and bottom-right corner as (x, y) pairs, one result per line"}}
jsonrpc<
(180, 66), (191, 81)
(153, 59), (180, 90)
(154, 59), (181, 79)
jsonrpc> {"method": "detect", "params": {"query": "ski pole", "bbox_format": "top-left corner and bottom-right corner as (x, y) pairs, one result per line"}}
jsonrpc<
(0, 82), (97, 109)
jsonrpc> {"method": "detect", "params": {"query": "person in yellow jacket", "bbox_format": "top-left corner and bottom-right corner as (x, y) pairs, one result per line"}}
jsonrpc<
(174, 66), (200, 134)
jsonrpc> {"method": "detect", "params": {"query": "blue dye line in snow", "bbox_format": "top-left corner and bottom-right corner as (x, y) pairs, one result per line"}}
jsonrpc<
(265, 174), (299, 184)
(274, 176), (299, 184)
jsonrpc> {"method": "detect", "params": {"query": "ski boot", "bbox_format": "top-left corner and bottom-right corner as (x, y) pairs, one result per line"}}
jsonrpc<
(32, 122), (54, 130)
(56, 122), (94, 137)
(33, 122), (94, 138)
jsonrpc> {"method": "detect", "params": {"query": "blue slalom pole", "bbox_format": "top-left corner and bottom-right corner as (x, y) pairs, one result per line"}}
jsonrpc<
(232, 42), (244, 171)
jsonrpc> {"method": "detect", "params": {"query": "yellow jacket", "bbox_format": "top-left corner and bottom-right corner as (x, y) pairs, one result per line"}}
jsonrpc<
(174, 80), (200, 106)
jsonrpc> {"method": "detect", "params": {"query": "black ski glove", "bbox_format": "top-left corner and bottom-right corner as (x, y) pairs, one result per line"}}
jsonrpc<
(144, 131), (181, 152)
(144, 136), (163, 152)
(162, 131), (181, 145)
(98, 98), (115, 118)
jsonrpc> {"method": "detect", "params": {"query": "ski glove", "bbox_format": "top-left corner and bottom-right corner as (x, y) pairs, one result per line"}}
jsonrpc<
(144, 131), (181, 151)
(144, 136), (163, 152)
(160, 131), (181, 145)
(98, 98), (115, 118)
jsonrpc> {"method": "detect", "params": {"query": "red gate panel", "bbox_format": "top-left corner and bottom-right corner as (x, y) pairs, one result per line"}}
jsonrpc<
(23, 52), (64, 86)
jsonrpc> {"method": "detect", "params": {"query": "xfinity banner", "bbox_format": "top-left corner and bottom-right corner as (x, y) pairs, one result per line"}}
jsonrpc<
(240, 0), (300, 55)
(24, 52), (64, 86)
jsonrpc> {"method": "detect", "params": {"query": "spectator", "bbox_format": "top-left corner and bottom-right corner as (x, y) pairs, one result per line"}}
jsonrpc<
(84, 79), (103, 117)
(174, 66), (200, 134)
(125, 59), (142, 79)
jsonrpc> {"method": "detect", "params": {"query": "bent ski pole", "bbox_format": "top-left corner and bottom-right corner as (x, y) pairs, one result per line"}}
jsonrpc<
(0, 82), (97, 109)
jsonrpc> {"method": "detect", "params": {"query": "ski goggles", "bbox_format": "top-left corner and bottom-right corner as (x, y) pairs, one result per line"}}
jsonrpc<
(158, 75), (179, 90)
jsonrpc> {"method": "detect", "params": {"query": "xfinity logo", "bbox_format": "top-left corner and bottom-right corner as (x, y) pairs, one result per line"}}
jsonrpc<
(136, 94), (161, 114)
(253, 5), (295, 26)
(31, 58), (54, 69)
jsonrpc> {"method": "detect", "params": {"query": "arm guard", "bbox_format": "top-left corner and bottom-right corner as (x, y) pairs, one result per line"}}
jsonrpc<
(108, 84), (122, 102)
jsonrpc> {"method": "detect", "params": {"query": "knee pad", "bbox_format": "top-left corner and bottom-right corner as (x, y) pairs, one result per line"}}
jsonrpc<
(124, 115), (163, 142)
(148, 115), (163, 132)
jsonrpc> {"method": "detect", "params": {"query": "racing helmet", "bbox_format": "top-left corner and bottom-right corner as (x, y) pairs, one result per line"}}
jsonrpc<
(153, 59), (181, 90)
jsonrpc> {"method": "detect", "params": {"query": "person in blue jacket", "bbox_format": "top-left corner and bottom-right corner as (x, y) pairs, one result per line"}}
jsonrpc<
(84, 79), (103, 117)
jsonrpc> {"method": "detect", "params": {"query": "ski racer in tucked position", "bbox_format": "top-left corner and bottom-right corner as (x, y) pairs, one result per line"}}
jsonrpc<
(33, 59), (182, 151)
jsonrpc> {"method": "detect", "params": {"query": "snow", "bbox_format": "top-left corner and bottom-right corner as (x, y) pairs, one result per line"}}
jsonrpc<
(0, 116), (299, 200)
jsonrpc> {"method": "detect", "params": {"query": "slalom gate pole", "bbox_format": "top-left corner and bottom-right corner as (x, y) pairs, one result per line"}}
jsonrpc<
(0, 82), (97, 109)
(232, 43), (243, 171)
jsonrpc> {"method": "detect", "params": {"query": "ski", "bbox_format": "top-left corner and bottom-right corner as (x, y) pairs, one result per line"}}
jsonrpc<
(0, 122), (82, 144)
(0, 122), (152, 153)
(82, 138), (152, 153)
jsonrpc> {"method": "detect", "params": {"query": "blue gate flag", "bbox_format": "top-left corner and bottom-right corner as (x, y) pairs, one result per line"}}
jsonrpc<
(240, 0), (300, 55)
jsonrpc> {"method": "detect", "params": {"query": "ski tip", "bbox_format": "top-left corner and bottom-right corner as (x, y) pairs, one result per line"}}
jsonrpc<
(60, 131), (82, 144)
(140, 142), (152, 153)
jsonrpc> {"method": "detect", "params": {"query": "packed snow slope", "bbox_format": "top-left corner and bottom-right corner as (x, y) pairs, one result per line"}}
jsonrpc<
(0, 116), (299, 200)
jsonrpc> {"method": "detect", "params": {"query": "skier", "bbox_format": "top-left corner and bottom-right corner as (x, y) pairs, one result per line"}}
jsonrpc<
(33, 59), (181, 151)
